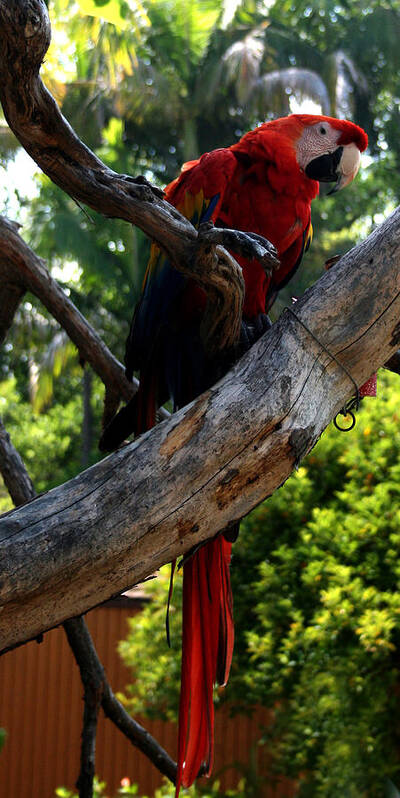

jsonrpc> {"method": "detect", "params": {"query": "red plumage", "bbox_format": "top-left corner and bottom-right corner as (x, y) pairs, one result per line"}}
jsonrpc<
(99, 114), (368, 795)
(176, 536), (234, 794)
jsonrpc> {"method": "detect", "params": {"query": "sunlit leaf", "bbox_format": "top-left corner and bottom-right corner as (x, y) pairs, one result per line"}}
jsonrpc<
(76, 0), (129, 29)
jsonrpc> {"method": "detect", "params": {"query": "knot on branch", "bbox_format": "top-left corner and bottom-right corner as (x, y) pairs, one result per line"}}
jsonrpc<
(0, 0), (51, 69)
(184, 222), (279, 354)
(120, 174), (165, 202)
(187, 223), (243, 354)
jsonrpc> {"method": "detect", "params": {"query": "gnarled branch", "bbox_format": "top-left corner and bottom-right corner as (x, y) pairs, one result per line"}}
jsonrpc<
(0, 216), (171, 424)
(64, 616), (176, 786)
(0, 217), (134, 400)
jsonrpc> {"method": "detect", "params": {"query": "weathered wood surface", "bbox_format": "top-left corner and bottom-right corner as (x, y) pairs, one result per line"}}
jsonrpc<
(1, 208), (400, 653)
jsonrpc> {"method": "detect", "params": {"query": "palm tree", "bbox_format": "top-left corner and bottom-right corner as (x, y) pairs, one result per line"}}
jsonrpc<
(208, 11), (370, 127)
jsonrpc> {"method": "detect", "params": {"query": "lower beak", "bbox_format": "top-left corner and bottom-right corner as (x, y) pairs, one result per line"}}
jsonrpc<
(327, 175), (345, 195)
(328, 152), (361, 194)
(305, 147), (343, 184)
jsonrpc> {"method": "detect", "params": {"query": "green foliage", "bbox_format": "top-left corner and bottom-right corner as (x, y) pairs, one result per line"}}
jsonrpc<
(0, 377), (104, 512)
(241, 372), (400, 796)
(76, 0), (135, 30)
(55, 775), (250, 797)
(118, 568), (182, 720)
(118, 372), (400, 796)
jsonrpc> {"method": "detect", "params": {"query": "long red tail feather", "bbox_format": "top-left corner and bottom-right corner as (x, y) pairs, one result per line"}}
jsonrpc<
(175, 535), (234, 796)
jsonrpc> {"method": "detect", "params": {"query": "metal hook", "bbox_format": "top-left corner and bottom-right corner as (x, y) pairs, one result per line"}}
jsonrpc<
(334, 410), (356, 432)
(334, 395), (361, 431)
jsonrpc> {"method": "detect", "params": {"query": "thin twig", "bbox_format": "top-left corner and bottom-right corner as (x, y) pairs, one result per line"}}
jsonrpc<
(64, 616), (177, 785)
(64, 617), (103, 798)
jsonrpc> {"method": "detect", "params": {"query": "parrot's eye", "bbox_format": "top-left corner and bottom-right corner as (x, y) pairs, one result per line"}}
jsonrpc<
(320, 126), (327, 135)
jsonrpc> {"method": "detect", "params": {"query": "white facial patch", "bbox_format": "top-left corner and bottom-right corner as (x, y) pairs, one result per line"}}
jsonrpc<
(296, 122), (341, 171)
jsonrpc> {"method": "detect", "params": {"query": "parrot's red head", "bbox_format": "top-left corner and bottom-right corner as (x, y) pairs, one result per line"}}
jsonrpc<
(289, 114), (368, 193)
(233, 114), (368, 197)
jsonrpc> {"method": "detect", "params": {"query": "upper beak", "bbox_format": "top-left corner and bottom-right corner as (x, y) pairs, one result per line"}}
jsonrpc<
(328, 143), (361, 194)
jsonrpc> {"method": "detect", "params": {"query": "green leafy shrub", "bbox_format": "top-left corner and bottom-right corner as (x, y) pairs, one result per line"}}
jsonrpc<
(0, 376), (103, 512)
(241, 372), (400, 796)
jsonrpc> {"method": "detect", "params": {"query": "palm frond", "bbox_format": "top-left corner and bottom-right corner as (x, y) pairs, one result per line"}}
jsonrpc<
(326, 50), (368, 119)
(221, 31), (265, 104)
(255, 67), (331, 116)
(32, 333), (78, 413)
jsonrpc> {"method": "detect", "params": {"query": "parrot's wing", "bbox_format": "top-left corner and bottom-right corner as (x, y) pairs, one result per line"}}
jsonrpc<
(266, 219), (313, 310)
(100, 149), (238, 448)
(126, 149), (240, 421)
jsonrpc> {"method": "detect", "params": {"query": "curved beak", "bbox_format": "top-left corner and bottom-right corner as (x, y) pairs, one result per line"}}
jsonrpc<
(328, 142), (361, 194)
(305, 143), (361, 194)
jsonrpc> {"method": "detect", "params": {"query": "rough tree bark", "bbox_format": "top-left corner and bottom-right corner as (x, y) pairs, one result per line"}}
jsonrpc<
(1, 205), (400, 653)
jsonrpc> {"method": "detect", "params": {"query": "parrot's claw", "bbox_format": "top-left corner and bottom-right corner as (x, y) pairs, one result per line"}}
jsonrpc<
(198, 225), (280, 273)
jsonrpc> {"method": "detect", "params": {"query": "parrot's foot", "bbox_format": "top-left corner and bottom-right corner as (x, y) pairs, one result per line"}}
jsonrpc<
(198, 224), (280, 276)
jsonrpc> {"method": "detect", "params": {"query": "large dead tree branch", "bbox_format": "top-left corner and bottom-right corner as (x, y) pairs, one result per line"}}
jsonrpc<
(0, 0), (279, 354)
(1, 207), (400, 653)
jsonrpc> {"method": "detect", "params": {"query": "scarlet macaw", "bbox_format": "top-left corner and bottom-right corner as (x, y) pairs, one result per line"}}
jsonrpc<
(100, 114), (368, 795)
